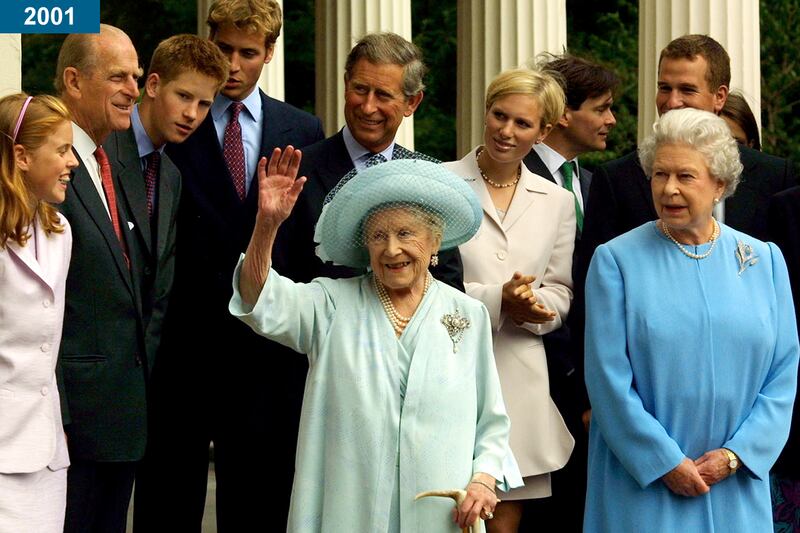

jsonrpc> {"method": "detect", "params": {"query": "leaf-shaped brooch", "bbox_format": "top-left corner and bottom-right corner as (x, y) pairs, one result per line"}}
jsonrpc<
(441, 309), (471, 353)
(735, 240), (758, 275)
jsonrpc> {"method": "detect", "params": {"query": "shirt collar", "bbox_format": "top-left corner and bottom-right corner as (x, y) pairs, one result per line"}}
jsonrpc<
(71, 122), (98, 163)
(131, 104), (163, 159)
(211, 89), (262, 123)
(342, 125), (395, 165)
(533, 142), (581, 177)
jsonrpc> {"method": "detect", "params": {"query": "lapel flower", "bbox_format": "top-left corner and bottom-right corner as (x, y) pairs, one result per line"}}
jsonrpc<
(736, 240), (759, 275)
(441, 309), (471, 353)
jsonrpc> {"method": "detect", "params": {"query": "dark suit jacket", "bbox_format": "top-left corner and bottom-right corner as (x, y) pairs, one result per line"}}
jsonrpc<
(767, 186), (800, 478)
(104, 127), (181, 368)
(57, 144), (149, 462)
(279, 129), (464, 290)
(523, 148), (593, 411)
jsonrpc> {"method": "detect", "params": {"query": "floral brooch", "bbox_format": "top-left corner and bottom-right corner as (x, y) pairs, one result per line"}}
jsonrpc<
(736, 240), (758, 275)
(441, 309), (471, 353)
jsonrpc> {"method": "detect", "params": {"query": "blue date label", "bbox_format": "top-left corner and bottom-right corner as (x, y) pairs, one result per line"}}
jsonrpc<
(2, 1), (99, 33)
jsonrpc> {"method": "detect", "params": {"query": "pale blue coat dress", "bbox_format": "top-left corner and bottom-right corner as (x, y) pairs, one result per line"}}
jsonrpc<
(229, 259), (521, 532)
(584, 222), (799, 532)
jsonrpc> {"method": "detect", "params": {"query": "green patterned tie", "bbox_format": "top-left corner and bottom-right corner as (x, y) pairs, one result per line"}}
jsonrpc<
(560, 160), (584, 232)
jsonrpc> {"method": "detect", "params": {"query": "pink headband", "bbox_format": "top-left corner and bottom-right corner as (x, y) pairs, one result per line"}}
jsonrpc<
(12, 96), (33, 143)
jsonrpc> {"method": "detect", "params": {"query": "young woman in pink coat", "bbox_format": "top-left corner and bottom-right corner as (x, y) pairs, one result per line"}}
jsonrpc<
(0, 93), (77, 532)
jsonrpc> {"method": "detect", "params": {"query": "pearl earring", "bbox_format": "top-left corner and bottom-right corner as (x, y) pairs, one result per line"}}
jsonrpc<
(430, 254), (439, 267)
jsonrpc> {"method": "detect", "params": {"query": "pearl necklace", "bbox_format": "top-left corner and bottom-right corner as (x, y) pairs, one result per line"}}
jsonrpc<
(660, 219), (720, 260)
(476, 147), (521, 188)
(373, 273), (432, 335)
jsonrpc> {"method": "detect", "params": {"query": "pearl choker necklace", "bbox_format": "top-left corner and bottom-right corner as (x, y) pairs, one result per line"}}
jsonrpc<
(373, 273), (432, 335)
(660, 219), (720, 260)
(476, 147), (521, 188)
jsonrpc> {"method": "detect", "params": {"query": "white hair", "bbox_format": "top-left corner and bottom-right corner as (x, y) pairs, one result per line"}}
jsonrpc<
(639, 108), (743, 199)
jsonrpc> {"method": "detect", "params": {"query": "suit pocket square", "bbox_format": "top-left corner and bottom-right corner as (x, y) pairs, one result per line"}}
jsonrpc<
(128, 221), (134, 230)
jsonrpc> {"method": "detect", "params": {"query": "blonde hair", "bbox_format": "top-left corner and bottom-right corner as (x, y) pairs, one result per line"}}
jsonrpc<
(0, 93), (72, 248)
(485, 68), (566, 129)
(207, 0), (282, 49)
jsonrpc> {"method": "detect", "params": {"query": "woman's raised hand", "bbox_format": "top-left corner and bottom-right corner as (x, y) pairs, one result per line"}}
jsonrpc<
(256, 146), (306, 227)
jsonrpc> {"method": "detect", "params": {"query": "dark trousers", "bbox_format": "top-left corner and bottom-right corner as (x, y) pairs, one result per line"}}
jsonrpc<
(64, 460), (137, 533)
(132, 320), (307, 533)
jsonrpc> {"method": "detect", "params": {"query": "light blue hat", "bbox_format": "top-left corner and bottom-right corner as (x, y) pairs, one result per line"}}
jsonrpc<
(315, 159), (482, 268)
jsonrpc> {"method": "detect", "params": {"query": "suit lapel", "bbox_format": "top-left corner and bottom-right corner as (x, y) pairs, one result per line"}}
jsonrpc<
(70, 152), (134, 292)
(155, 160), (177, 260)
(109, 129), (153, 258)
(462, 150), (505, 232)
(504, 168), (547, 231)
(320, 131), (358, 195)
(6, 224), (50, 288)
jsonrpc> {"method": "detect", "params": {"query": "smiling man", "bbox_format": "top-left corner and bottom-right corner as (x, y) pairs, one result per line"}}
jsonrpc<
(54, 24), (148, 533)
(284, 32), (464, 291)
(145, 1), (323, 531)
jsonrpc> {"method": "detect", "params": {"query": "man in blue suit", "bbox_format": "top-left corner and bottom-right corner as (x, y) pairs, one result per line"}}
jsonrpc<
(142, 1), (324, 531)
(521, 54), (619, 533)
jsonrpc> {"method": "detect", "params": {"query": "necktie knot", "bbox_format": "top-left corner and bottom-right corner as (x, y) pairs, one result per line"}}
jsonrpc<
(364, 152), (387, 168)
(229, 102), (245, 121)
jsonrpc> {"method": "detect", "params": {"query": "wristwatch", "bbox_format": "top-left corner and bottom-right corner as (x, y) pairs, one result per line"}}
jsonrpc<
(722, 448), (739, 473)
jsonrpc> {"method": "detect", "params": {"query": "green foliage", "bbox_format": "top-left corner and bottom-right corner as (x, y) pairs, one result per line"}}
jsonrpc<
(283, 0), (317, 114)
(411, 0), (458, 161)
(22, 1), (196, 95)
(760, 0), (800, 162)
(566, 0), (639, 169)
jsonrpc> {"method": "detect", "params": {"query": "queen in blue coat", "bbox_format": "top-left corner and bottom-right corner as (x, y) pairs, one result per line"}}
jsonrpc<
(583, 108), (799, 532)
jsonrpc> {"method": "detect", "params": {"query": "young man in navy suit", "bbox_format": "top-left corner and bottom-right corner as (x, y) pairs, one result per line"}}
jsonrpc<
(99, 34), (229, 531)
(521, 54), (619, 533)
(144, 1), (324, 530)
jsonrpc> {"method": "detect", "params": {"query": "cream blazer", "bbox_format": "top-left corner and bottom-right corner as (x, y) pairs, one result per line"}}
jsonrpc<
(445, 149), (576, 477)
(0, 214), (71, 473)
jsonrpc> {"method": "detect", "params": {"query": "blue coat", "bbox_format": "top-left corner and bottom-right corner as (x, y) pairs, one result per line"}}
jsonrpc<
(584, 222), (799, 532)
(230, 264), (520, 532)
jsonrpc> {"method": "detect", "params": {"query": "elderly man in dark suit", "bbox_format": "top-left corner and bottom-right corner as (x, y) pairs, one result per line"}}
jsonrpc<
(572, 37), (798, 519)
(280, 31), (464, 289)
(147, 1), (324, 531)
(99, 34), (229, 532)
(521, 54), (619, 533)
(54, 24), (145, 533)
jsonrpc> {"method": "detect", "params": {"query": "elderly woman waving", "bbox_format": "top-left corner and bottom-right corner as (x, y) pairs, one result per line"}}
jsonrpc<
(583, 108), (799, 532)
(231, 147), (520, 532)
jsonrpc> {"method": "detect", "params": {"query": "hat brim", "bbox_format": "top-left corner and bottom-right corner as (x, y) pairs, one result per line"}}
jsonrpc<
(315, 159), (482, 268)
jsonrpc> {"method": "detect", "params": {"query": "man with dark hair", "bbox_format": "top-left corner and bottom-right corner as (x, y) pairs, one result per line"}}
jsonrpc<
(136, 1), (324, 530)
(55, 24), (145, 533)
(521, 53), (619, 532)
(98, 34), (228, 530)
(281, 32), (464, 289)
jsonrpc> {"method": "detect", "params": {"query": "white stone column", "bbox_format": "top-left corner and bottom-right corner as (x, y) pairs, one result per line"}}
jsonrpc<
(456, 0), (567, 157)
(314, 0), (414, 148)
(196, 0), (285, 101)
(0, 35), (22, 97)
(637, 0), (760, 142)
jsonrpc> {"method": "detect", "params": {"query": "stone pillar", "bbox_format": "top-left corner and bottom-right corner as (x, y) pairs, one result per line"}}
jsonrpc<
(456, 0), (567, 157)
(196, 0), (285, 101)
(315, 0), (414, 148)
(0, 35), (22, 97)
(637, 0), (761, 142)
